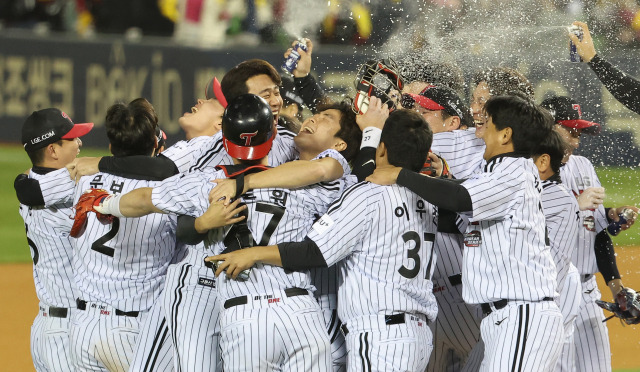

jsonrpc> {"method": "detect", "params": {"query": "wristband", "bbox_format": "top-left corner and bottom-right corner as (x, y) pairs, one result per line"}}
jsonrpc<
(95, 194), (125, 218)
(360, 127), (382, 149)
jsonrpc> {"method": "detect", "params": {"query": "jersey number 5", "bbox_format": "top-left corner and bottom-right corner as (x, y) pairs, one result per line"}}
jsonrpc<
(398, 231), (435, 279)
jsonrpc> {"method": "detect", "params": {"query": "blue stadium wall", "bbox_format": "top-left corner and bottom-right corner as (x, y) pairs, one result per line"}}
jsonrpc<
(1, 30), (639, 166)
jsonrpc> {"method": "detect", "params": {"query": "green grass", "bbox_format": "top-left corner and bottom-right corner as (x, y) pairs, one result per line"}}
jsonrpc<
(1, 145), (110, 263)
(2, 145), (640, 263)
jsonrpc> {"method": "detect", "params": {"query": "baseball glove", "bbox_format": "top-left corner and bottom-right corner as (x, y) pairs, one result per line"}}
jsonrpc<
(421, 153), (451, 178)
(596, 287), (640, 325)
(70, 189), (114, 238)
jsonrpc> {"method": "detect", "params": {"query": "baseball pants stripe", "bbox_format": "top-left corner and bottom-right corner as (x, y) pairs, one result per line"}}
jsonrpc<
(344, 315), (432, 372)
(164, 259), (221, 372)
(572, 276), (611, 372)
(325, 308), (347, 371)
(31, 307), (73, 371)
(129, 297), (173, 372)
(219, 294), (330, 371)
(555, 268), (581, 372)
(70, 305), (145, 372)
(479, 301), (563, 372)
(427, 289), (482, 372)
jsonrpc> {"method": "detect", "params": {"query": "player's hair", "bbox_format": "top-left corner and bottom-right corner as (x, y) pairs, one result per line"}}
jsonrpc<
(221, 59), (282, 103)
(105, 97), (158, 157)
(532, 129), (566, 174)
(484, 95), (553, 157)
(26, 140), (64, 166)
(381, 109), (432, 172)
(317, 100), (362, 161)
(472, 67), (534, 99)
(399, 56), (466, 96)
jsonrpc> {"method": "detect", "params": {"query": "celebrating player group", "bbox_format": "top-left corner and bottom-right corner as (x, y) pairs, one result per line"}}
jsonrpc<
(15, 21), (640, 372)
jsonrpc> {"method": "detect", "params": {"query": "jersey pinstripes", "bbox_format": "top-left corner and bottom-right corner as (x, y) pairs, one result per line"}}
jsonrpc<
(19, 170), (77, 308)
(73, 174), (177, 311)
(39, 167), (77, 207)
(430, 129), (485, 179)
(460, 156), (557, 303)
(559, 155), (608, 275)
(218, 150), (354, 301)
(307, 182), (439, 325)
(188, 124), (298, 173)
(161, 136), (220, 173)
(540, 179), (580, 288)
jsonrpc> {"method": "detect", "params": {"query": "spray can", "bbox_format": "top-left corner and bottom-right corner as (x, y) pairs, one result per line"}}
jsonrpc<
(607, 208), (636, 236)
(282, 39), (308, 75)
(568, 25), (583, 63)
(208, 260), (252, 280)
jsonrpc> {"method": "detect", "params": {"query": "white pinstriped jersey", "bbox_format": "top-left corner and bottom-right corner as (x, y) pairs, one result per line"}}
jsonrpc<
(161, 135), (219, 172)
(18, 169), (78, 308)
(541, 176), (580, 288)
(39, 167), (76, 207)
(306, 182), (439, 325)
(187, 124), (298, 173)
(460, 155), (557, 303)
(430, 128), (485, 179)
(559, 155), (608, 275)
(73, 173), (177, 311)
(431, 233), (464, 294)
(152, 149), (354, 299)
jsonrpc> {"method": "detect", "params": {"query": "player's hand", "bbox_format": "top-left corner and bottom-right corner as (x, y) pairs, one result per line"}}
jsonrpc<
(285, 38), (313, 78)
(422, 152), (444, 177)
(570, 21), (597, 63)
(576, 187), (605, 211)
(205, 249), (258, 279)
(608, 205), (639, 231)
(67, 157), (101, 183)
(356, 96), (389, 131)
(209, 179), (248, 206)
(194, 198), (247, 233)
(366, 166), (402, 185)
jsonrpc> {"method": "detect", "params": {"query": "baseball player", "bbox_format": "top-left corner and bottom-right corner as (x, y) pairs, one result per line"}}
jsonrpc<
(367, 95), (563, 371)
(531, 129), (582, 372)
(402, 86), (483, 372)
(208, 109), (438, 372)
(16, 108), (93, 371)
(206, 100), (362, 372)
(27, 99), (179, 371)
(541, 95), (639, 372)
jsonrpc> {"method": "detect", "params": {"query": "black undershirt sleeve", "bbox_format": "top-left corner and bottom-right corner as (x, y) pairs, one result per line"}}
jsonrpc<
(278, 238), (328, 271)
(397, 168), (473, 212)
(438, 208), (462, 234)
(14, 174), (45, 206)
(176, 215), (207, 245)
(594, 230), (621, 283)
(98, 154), (179, 181)
(352, 147), (376, 182)
(589, 54), (640, 115)
(294, 74), (327, 113)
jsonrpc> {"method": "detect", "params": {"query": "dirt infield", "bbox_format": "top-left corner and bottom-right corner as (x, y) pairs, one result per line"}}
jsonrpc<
(2, 248), (640, 371)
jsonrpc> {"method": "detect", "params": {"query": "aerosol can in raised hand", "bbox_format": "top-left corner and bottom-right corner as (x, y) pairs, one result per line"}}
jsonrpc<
(568, 25), (583, 63)
(607, 208), (636, 236)
(282, 39), (308, 75)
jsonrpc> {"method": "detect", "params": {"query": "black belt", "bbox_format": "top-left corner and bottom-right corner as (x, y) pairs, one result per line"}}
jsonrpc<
(582, 274), (594, 282)
(223, 287), (308, 309)
(341, 313), (413, 336)
(448, 274), (462, 286)
(480, 297), (553, 316)
(42, 306), (68, 318)
(76, 299), (139, 317)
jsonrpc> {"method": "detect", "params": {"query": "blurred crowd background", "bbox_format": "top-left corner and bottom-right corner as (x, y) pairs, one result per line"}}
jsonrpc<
(2, 0), (640, 49)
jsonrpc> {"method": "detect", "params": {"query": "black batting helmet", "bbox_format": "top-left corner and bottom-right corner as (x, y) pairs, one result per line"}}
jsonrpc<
(222, 94), (275, 160)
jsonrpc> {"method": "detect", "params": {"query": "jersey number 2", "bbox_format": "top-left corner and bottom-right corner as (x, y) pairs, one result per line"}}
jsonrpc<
(91, 218), (120, 257)
(398, 231), (435, 279)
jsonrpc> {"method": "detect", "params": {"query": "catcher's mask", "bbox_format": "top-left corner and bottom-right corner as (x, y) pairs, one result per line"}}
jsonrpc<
(222, 94), (275, 160)
(353, 59), (403, 115)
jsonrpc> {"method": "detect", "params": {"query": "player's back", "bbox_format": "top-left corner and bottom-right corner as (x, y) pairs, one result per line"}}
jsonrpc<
(310, 181), (439, 324)
(431, 128), (485, 179)
(19, 169), (78, 308)
(73, 173), (177, 312)
(541, 176), (580, 287)
(559, 155), (608, 275)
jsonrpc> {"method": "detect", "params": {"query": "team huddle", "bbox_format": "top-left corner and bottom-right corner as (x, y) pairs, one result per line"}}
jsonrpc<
(15, 21), (640, 372)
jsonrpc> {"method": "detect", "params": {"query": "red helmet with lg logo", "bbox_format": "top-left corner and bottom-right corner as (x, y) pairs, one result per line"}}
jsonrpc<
(222, 94), (275, 160)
